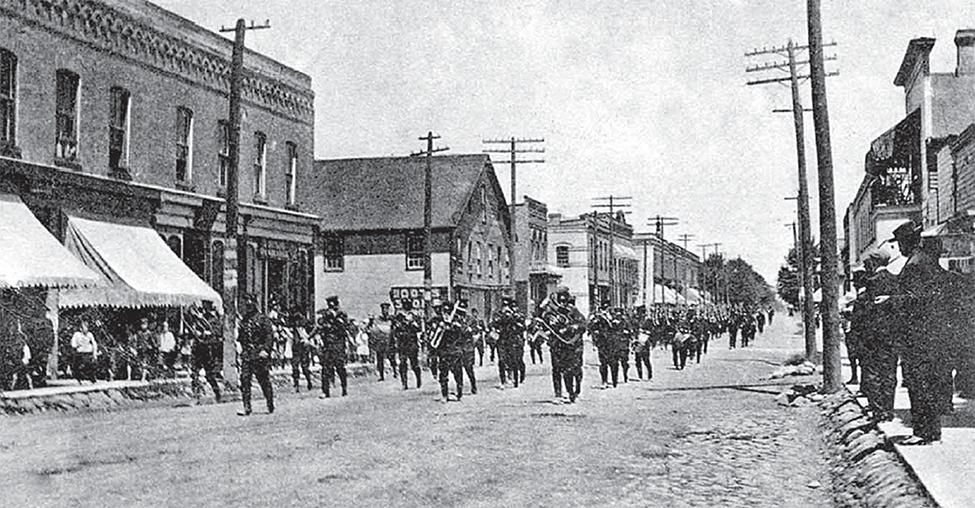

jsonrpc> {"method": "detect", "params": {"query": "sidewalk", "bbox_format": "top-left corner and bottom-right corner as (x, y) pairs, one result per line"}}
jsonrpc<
(0, 362), (375, 414)
(844, 355), (975, 508)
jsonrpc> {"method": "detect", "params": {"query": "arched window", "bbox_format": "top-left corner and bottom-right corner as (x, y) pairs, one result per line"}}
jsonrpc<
(166, 235), (182, 258)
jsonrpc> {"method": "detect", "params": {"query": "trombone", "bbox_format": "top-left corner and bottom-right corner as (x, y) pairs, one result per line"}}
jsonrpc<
(429, 301), (462, 350)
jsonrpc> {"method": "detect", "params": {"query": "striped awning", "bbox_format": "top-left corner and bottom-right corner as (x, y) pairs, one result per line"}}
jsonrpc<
(0, 193), (101, 289)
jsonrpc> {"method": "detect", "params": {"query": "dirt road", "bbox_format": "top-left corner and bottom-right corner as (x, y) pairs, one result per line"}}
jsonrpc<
(1, 315), (832, 507)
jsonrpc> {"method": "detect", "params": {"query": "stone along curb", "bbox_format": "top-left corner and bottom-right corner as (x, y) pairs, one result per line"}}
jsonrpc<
(820, 391), (938, 508)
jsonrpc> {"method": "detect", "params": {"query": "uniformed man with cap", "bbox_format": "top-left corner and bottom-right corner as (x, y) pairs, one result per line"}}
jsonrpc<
(537, 286), (587, 403)
(237, 293), (274, 416)
(435, 299), (469, 402)
(316, 295), (352, 398)
(368, 302), (396, 381)
(589, 299), (615, 388)
(393, 299), (423, 389)
(492, 296), (526, 388)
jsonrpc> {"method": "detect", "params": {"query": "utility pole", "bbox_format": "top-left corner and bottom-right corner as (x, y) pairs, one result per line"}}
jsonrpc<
(648, 216), (678, 305)
(808, 0), (843, 392)
(746, 37), (836, 363)
(218, 18), (269, 388)
(592, 196), (632, 307)
(483, 137), (544, 313)
(413, 133), (449, 320)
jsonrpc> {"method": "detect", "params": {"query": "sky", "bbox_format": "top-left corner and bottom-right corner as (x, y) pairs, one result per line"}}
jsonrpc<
(153, 0), (975, 283)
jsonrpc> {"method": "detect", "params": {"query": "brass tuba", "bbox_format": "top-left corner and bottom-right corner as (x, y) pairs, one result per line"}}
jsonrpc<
(429, 301), (462, 350)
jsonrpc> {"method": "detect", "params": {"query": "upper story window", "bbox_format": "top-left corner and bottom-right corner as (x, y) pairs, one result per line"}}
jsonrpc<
(323, 234), (344, 272)
(55, 69), (79, 163)
(109, 87), (130, 173)
(175, 107), (193, 182)
(253, 131), (267, 199)
(556, 245), (570, 268)
(0, 49), (16, 147)
(218, 120), (229, 187)
(480, 187), (487, 223)
(406, 231), (424, 270)
(285, 142), (297, 206)
(487, 243), (495, 278)
(476, 242), (483, 277)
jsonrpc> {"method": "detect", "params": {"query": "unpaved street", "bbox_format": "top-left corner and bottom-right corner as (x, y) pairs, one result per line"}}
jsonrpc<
(1, 315), (832, 507)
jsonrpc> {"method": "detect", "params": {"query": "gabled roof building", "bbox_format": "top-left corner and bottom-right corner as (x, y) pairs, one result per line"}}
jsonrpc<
(301, 154), (513, 320)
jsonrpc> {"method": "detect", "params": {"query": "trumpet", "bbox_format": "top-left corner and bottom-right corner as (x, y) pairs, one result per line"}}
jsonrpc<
(429, 301), (462, 350)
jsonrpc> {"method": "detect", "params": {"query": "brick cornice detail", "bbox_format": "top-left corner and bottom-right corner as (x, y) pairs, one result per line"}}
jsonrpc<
(1, 0), (314, 123)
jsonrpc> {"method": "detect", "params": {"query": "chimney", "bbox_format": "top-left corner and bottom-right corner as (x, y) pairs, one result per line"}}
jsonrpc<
(955, 29), (975, 76)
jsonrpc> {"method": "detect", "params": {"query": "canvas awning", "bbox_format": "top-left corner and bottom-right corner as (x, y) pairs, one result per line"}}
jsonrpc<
(58, 216), (222, 309)
(865, 110), (920, 177)
(0, 193), (101, 289)
(650, 284), (686, 305)
(613, 244), (639, 260)
(685, 287), (703, 305)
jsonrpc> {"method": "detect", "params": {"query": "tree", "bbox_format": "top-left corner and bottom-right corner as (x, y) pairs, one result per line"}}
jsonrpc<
(776, 243), (821, 310)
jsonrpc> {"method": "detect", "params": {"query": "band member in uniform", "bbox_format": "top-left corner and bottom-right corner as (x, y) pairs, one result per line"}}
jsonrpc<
(589, 300), (616, 388)
(237, 293), (274, 416)
(632, 313), (652, 381)
(290, 308), (315, 392)
(537, 286), (586, 403)
(368, 302), (396, 381)
(470, 308), (486, 367)
(426, 302), (444, 378)
(492, 296), (526, 388)
(186, 303), (222, 402)
(611, 307), (631, 383)
(316, 295), (352, 398)
(393, 299), (423, 390)
(434, 299), (469, 402)
(461, 304), (478, 395)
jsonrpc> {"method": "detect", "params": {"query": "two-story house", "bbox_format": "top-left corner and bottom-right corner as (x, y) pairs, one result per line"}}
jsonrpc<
(301, 154), (513, 321)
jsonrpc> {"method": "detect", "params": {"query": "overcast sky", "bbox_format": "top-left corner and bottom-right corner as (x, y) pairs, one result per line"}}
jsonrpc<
(154, 0), (975, 283)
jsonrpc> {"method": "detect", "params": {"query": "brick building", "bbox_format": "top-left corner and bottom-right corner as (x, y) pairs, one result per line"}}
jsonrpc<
(0, 0), (318, 377)
(301, 154), (512, 321)
(513, 196), (562, 315)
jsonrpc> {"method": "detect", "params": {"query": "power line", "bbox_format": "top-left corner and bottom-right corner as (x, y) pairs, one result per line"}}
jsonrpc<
(592, 196), (632, 306)
(416, 132), (449, 320)
(483, 137), (544, 311)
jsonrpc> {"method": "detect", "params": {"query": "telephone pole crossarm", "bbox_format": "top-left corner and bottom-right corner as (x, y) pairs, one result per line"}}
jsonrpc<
(482, 137), (545, 314)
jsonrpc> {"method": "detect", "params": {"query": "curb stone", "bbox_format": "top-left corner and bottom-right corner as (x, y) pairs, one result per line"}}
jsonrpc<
(819, 390), (938, 508)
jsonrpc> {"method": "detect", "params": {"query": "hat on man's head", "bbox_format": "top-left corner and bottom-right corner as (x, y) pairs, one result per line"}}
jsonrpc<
(380, 302), (390, 308)
(326, 295), (339, 304)
(888, 221), (921, 243)
(555, 285), (570, 296)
